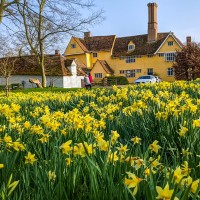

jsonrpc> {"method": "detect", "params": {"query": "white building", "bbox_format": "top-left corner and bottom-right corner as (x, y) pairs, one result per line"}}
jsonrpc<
(0, 53), (85, 88)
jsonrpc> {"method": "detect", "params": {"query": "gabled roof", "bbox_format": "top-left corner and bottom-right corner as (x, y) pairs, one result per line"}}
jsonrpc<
(154, 32), (184, 54)
(76, 35), (116, 52)
(93, 60), (114, 74)
(112, 32), (178, 57)
(0, 55), (84, 76)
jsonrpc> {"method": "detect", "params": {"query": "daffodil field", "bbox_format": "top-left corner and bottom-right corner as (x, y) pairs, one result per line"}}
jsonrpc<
(0, 81), (200, 199)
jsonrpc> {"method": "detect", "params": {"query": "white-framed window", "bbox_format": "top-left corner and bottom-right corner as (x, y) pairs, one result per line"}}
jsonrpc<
(95, 73), (102, 78)
(165, 53), (176, 62)
(147, 68), (153, 75)
(120, 70), (125, 74)
(126, 57), (135, 63)
(93, 53), (98, 58)
(71, 44), (76, 48)
(136, 69), (141, 73)
(125, 70), (135, 77)
(168, 41), (174, 46)
(128, 44), (135, 51)
(167, 68), (174, 76)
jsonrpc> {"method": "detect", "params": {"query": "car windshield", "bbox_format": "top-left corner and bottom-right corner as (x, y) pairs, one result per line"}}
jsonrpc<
(138, 76), (151, 79)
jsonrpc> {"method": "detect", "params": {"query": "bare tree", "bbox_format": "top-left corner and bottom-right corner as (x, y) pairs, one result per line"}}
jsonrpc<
(5, 0), (103, 87)
(173, 43), (200, 80)
(0, 55), (17, 96)
(0, 0), (20, 23)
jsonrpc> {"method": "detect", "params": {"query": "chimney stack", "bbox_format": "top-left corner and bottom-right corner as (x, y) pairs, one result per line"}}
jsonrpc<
(147, 3), (158, 43)
(84, 31), (91, 38)
(55, 50), (60, 55)
(186, 36), (191, 46)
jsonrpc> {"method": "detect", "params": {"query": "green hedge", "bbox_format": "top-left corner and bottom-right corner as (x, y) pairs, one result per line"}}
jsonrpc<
(104, 76), (129, 85)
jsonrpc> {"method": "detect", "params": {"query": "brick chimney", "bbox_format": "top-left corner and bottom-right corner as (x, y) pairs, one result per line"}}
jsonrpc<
(55, 50), (60, 55)
(186, 36), (191, 46)
(147, 3), (158, 43)
(84, 31), (91, 38)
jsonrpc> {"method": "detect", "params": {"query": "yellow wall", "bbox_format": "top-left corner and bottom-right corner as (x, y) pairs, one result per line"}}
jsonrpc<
(91, 61), (107, 81)
(158, 35), (181, 53)
(64, 37), (85, 55)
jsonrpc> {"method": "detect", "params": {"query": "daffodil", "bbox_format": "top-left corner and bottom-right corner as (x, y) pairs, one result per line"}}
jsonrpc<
(131, 136), (141, 145)
(25, 152), (37, 165)
(149, 140), (161, 153)
(116, 144), (129, 154)
(156, 183), (176, 200)
(124, 172), (143, 195)
(173, 166), (185, 184)
(60, 140), (73, 155)
(48, 171), (56, 182)
(0, 163), (4, 169)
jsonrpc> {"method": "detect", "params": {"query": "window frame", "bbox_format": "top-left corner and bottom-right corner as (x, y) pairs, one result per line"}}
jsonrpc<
(94, 73), (102, 78)
(126, 57), (135, 63)
(128, 44), (135, 51)
(71, 44), (76, 48)
(125, 70), (135, 78)
(165, 53), (176, 62)
(93, 53), (98, 58)
(147, 68), (153, 75)
(167, 68), (174, 76)
(168, 41), (174, 46)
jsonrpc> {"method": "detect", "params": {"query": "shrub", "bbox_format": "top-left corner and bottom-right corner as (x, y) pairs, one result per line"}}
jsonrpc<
(104, 76), (129, 85)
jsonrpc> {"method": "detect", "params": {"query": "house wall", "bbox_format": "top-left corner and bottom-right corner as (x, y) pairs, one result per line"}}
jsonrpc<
(0, 75), (84, 88)
(0, 75), (64, 88)
(63, 76), (84, 88)
(90, 61), (107, 81)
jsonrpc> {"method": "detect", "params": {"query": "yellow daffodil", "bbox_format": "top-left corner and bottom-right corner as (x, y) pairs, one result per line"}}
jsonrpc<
(60, 140), (73, 155)
(0, 163), (4, 169)
(173, 166), (185, 184)
(156, 183), (177, 200)
(48, 171), (56, 182)
(124, 172), (143, 195)
(178, 126), (188, 137)
(25, 152), (37, 165)
(149, 140), (161, 153)
(131, 136), (141, 145)
(116, 144), (129, 154)
(181, 161), (191, 176)
(66, 158), (72, 166)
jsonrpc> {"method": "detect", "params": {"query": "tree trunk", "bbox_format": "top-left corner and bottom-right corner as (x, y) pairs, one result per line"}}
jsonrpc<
(5, 76), (9, 97)
(41, 60), (46, 87)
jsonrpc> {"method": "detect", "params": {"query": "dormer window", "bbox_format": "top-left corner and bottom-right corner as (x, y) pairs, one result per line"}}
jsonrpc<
(128, 43), (135, 51)
(71, 44), (76, 48)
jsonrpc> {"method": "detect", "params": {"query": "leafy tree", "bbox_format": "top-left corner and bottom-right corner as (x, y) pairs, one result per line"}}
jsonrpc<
(173, 43), (200, 80)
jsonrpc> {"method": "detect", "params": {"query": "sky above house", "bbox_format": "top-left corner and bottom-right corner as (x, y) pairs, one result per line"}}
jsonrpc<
(88, 0), (200, 44)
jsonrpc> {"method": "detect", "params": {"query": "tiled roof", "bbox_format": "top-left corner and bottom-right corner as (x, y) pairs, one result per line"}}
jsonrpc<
(77, 35), (116, 52)
(94, 60), (114, 74)
(112, 33), (172, 57)
(0, 55), (83, 76)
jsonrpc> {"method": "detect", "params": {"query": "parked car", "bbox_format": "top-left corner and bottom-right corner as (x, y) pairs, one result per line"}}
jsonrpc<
(155, 76), (162, 82)
(134, 75), (157, 84)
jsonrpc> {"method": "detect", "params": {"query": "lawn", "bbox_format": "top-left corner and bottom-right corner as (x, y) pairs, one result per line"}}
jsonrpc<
(0, 81), (199, 199)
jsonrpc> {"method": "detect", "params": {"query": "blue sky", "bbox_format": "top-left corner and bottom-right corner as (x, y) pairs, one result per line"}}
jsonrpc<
(88, 0), (200, 44)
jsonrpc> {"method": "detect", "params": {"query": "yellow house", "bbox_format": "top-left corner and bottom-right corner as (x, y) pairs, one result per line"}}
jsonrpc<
(64, 3), (184, 82)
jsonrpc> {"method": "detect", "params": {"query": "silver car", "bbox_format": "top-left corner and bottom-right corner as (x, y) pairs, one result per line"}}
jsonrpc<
(134, 75), (157, 84)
